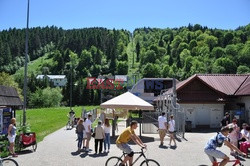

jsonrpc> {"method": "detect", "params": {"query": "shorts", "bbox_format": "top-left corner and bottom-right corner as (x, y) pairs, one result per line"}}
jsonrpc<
(7, 135), (16, 143)
(86, 132), (91, 141)
(116, 143), (133, 154)
(159, 129), (166, 138)
(204, 149), (226, 162)
(83, 131), (87, 139)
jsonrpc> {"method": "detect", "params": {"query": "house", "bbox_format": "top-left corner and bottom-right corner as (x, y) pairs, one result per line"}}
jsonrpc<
(155, 74), (250, 128)
(36, 75), (67, 87)
(0, 85), (23, 134)
(130, 78), (174, 104)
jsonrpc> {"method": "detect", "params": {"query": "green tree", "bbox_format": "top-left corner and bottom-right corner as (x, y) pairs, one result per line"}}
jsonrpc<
(237, 65), (250, 74)
(212, 57), (237, 74)
(116, 61), (128, 75)
(142, 63), (160, 78)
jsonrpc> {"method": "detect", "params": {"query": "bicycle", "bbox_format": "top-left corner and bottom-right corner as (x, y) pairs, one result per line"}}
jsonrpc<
(212, 152), (244, 166)
(105, 148), (160, 166)
(0, 157), (18, 166)
(66, 117), (74, 130)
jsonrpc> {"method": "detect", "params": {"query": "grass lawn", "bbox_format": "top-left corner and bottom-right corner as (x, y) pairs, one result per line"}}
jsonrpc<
(15, 106), (98, 142)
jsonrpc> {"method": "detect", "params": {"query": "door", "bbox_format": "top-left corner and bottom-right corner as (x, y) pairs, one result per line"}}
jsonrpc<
(195, 105), (210, 126)
(186, 108), (195, 128)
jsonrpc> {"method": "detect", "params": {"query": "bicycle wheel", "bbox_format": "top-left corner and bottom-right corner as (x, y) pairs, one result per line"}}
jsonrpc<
(105, 156), (124, 166)
(140, 159), (160, 166)
(32, 142), (37, 152)
(2, 158), (19, 166)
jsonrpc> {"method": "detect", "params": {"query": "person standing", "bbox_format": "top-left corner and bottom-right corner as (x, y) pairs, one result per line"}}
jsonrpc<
(76, 119), (84, 152)
(104, 118), (111, 152)
(240, 123), (248, 142)
(168, 115), (177, 147)
(94, 120), (105, 154)
(158, 112), (168, 146)
(83, 114), (92, 152)
(228, 119), (240, 150)
(100, 111), (106, 124)
(7, 118), (17, 157)
(221, 112), (230, 127)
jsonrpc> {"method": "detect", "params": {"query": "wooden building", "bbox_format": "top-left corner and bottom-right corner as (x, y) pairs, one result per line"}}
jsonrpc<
(0, 85), (23, 134)
(156, 74), (250, 128)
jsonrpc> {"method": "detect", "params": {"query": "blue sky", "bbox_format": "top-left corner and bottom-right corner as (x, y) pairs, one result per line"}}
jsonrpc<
(0, 0), (250, 31)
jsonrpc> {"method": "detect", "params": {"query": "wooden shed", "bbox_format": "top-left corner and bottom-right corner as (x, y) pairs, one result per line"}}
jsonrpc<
(0, 85), (23, 134)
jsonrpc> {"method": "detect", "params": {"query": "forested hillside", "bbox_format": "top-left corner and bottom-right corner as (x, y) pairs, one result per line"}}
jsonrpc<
(0, 24), (249, 107)
(133, 24), (250, 80)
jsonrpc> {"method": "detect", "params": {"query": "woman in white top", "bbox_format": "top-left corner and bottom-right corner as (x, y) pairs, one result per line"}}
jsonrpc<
(168, 115), (176, 147)
(240, 123), (248, 141)
(104, 118), (111, 152)
(8, 118), (18, 157)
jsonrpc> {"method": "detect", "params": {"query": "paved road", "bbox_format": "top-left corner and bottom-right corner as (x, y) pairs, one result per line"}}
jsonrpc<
(14, 120), (250, 166)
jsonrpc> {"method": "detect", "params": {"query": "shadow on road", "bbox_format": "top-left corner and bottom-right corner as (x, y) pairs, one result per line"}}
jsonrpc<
(189, 128), (219, 133)
(158, 145), (168, 149)
(16, 149), (34, 155)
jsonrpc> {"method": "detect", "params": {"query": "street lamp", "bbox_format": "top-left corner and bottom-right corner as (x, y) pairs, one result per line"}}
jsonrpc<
(23, 0), (30, 126)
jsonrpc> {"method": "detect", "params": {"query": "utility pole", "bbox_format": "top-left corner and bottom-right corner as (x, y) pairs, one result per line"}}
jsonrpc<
(23, 0), (30, 126)
(70, 61), (72, 110)
(131, 33), (134, 68)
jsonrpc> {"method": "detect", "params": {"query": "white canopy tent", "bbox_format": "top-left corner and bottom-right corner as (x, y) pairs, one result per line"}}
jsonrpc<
(100, 92), (154, 136)
(100, 92), (154, 110)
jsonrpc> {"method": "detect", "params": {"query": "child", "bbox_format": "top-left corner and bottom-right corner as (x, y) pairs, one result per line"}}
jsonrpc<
(204, 126), (246, 166)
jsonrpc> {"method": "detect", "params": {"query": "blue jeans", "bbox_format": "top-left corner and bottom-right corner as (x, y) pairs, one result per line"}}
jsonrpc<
(104, 133), (110, 151)
(77, 132), (83, 148)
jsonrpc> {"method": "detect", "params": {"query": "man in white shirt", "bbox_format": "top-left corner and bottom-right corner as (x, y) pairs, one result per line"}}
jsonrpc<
(158, 112), (168, 146)
(83, 114), (92, 152)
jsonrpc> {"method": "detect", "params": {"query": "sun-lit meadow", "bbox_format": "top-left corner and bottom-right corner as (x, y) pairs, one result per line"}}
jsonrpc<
(15, 106), (98, 142)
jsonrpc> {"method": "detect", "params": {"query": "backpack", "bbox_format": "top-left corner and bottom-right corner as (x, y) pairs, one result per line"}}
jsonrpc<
(215, 132), (223, 147)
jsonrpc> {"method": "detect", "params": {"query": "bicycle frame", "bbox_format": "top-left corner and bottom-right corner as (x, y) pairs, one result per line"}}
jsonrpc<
(212, 154), (242, 166)
(121, 148), (147, 165)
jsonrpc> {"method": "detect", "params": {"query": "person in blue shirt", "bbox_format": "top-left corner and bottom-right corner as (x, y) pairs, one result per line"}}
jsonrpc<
(204, 126), (246, 166)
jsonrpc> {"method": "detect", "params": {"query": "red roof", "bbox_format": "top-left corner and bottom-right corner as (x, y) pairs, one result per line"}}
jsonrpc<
(154, 74), (250, 101)
(197, 74), (249, 95)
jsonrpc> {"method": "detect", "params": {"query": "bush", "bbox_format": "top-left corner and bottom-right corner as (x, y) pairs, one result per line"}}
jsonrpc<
(29, 87), (63, 108)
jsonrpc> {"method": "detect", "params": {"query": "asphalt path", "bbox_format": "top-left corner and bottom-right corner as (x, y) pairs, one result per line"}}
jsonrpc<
(14, 121), (250, 166)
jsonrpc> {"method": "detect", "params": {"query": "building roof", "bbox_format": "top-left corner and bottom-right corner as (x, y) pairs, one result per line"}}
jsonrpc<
(36, 75), (66, 79)
(0, 85), (23, 107)
(178, 74), (250, 95)
(155, 74), (250, 101)
(235, 75), (250, 96)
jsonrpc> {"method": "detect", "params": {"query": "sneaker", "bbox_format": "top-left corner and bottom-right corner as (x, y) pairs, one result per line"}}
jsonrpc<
(85, 148), (89, 152)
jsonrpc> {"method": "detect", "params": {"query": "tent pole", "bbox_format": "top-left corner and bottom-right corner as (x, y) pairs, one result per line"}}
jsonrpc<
(112, 109), (115, 138)
(139, 110), (142, 137)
